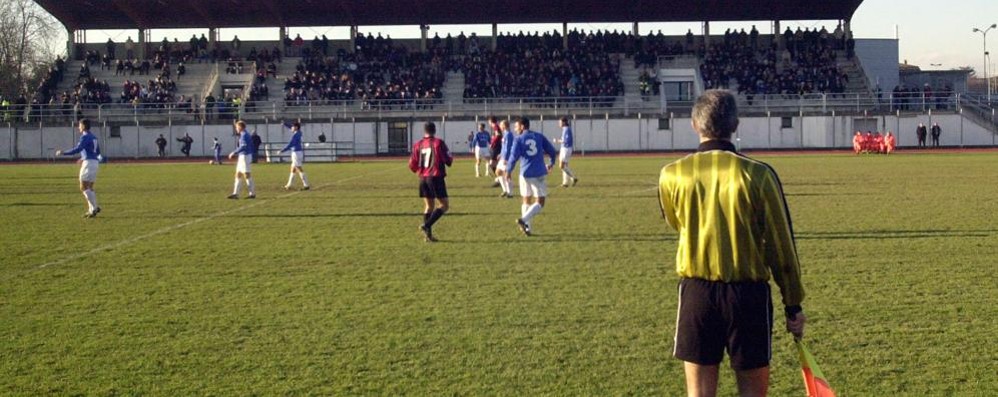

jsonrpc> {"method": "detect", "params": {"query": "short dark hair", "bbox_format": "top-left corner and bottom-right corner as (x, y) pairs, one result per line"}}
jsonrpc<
(560, 116), (569, 125)
(479, 123), (486, 129)
(79, 118), (90, 131)
(292, 121), (301, 129)
(692, 90), (739, 139)
(517, 117), (530, 129)
(424, 121), (436, 135)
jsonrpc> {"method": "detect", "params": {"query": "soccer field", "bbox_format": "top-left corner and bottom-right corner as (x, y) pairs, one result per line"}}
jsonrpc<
(1, 152), (996, 395)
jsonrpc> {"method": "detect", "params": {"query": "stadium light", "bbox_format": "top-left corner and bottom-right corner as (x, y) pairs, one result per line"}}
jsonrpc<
(973, 24), (997, 102)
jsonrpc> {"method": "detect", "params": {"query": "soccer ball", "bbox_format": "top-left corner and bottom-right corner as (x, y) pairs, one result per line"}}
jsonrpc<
(209, 160), (215, 165)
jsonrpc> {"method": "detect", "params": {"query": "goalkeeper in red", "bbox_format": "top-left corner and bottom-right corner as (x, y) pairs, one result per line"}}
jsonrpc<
(409, 122), (453, 242)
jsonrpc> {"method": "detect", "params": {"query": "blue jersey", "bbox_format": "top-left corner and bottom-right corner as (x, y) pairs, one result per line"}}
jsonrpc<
(231, 131), (252, 155)
(281, 130), (303, 152)
(473, 131), (490, 148)
(213, 142), (222, 154)
(561, 126), (574, 149)
(499, 130), (515, 162)
(62, 131), (101, 160)
(508, 130), (557, 178)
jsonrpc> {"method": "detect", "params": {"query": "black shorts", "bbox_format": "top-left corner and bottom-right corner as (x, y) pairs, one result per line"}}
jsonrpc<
(418, 177), (448, 199)
(673, 277), (773, 370)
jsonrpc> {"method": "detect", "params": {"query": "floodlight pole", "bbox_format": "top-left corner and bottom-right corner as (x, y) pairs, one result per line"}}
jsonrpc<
(973, 24), (996, 102)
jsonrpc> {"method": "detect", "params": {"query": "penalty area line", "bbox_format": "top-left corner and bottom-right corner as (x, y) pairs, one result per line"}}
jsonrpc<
(34, 166), (397, 270)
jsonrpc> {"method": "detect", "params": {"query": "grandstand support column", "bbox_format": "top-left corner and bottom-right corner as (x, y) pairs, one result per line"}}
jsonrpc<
(562, 23), (568, 49)
(67, 28), (75, 60)
(774, 20), (781, 48)
(279, 27), (287, 42)
(633, 22), (639, 36)
(492, 24), (498, 50)
(420, 24), (428, 52)
(208, 28), (217, 50)
(703, 22), (710, 47)
(350, 26), (358, 53)
(138, 28), (146, 59)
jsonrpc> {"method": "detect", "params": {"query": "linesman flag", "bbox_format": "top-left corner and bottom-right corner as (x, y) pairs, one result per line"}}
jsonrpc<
(796, 339), (837, 397)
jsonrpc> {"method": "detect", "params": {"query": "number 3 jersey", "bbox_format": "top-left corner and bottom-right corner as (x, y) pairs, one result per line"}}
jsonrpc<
(409, 136), (453, 178)
(508, 130), (557, 178)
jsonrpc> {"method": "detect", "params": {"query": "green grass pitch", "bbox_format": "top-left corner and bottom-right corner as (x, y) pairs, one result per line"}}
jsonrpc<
(1, 152), (996, 395)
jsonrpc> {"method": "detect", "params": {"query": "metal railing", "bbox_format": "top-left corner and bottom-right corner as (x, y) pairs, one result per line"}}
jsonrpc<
(0, 91), (980, 125)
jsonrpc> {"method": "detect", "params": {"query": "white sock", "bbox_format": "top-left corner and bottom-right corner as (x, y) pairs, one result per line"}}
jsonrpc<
(475, 164), (480, 177)
(523, 203), (543, 225)
(82, 190), (95, 212)
(86, 190), (98, 210)
(232, 178), (241, 195)
(563, 170), (569, 185)
(564, 167), (575, 179)
(299, 173), (309, 187)
(521, 203), (529, 218)
(287, 173), (295, 187)
(499, 178), (509, 194)
(247, 178), (255, 195)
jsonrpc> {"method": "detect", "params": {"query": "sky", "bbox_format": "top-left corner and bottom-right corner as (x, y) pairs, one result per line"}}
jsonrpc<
(72, 0), (998, 76)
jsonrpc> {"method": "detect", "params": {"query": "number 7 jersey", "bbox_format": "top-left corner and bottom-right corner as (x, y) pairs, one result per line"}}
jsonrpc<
(409, 137), (453, 178)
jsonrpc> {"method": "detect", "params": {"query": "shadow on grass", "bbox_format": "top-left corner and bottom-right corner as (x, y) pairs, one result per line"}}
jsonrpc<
(232, 212), (505, 219)
(797, 229), (996, 240)
(2, 202), (74, 207)
(436, 232), (674, 243)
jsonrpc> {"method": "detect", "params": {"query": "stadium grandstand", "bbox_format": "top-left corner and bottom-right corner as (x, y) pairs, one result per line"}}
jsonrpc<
(1, 0), (995, 160)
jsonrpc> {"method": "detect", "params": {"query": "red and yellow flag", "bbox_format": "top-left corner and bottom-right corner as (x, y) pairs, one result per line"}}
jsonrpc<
(796, 339), (837, 397)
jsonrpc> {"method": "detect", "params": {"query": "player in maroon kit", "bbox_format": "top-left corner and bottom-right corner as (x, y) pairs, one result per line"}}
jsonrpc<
(408, 122), (453, 242)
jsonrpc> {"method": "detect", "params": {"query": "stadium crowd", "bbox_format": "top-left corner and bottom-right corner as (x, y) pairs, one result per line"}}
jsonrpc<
(281, 33), (445, 109)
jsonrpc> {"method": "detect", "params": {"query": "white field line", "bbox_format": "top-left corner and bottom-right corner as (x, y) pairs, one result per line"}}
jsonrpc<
(35, 167), (396, 270)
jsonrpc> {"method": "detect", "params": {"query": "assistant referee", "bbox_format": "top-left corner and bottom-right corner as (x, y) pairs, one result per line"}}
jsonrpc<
(658, 90), (806, 397)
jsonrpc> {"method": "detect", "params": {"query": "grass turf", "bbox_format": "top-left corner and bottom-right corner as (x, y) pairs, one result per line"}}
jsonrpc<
(1, 152), (996, 395)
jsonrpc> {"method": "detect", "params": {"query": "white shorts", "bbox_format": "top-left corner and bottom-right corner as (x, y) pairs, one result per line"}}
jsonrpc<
(290, 150), (304, 167)
(519, 176), (548, 198)
(236, 154), (251, 174)
(559, 147), (573, 162)
(496, 159), (508, 173)
(79, 160), (99, 182)
(474, 146), (490, 160)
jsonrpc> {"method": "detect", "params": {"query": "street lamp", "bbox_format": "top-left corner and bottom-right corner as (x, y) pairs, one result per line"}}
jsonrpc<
(973, 24), (997, 102)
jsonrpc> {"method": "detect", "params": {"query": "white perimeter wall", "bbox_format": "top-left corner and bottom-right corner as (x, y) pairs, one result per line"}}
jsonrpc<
(3, 114), (994, 160)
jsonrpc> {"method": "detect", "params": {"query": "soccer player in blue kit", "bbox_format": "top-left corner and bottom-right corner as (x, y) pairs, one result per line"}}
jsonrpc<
(227, 120), (256, 199)
(471, 123), (491, 177)
(506, 117), (557, 236)
(55, 118), (103, 218)
(553, 117), (579, 187)
(279, 121), (310, 190)
(494, 119), (516, 198)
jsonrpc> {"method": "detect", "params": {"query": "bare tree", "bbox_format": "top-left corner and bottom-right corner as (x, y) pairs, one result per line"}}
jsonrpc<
(0, 0), (63, 97)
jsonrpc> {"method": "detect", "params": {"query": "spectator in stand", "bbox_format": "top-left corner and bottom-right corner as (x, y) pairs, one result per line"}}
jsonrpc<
(204, 93), (215, 120)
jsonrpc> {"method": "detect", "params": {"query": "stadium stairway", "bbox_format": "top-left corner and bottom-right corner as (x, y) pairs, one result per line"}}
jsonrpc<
(619, 61), (647, 110)
(245, 57), (301, 114)
(443, 72), (465, 106)
(840, 57), (872, 94)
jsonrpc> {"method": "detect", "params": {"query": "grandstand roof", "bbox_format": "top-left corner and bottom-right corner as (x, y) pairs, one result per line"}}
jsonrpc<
(37, 0), (864, 31)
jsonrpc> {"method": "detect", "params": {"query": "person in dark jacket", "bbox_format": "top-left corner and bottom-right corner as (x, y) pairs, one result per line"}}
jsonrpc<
(176, 133), (194, 157)
(916, 123), (928, 148)
(251, 131), (263, 163)
(155, 134), (168, 157)
(930, 123), (942, 147)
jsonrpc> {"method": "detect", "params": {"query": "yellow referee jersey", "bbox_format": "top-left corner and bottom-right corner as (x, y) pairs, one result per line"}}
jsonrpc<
(658, 140), (804, 307)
